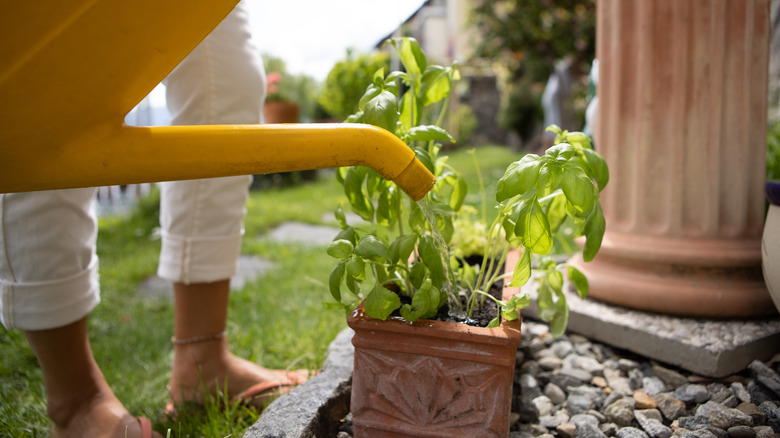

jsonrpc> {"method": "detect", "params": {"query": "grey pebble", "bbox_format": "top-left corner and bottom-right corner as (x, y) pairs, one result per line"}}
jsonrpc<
(635, 410), (673, 438)
(727, 426), (756, 438)
(600, 423), (620, 436)
(675, 384), (713, 405)
(736, 402), (767, 425)
(656, 392), (687, 421)
(731, 383), (751, 404)
(553, 341), (575, 359)
(606, 398), (636, 427)
(753, 425), (775, 438)
(576, 422), (608, 438)
(545, 382), (567, 405)
(644, 377), (669, 397)
(696, 401), (754, 429)
(652, 365), (689, 390)
(570, 413), (601, 428)
(539, 356), (564, 371)
(618, 427), (651, 438)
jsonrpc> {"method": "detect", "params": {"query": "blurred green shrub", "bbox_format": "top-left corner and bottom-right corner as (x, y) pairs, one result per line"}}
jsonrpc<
(318, 49), (390, 121)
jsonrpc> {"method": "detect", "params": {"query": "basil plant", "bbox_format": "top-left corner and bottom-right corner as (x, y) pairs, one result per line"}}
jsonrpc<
(326, 38), (608, 336)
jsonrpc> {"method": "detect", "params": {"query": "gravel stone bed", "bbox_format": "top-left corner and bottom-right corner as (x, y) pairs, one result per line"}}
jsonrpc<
(335, 320), (780, 438)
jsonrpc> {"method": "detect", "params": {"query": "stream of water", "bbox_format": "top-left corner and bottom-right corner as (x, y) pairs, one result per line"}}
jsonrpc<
(416, 197), (471, 321)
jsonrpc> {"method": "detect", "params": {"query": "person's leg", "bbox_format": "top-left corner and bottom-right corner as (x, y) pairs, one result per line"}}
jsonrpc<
(25, 318), (157, 438)
(159, 1), (305, 406)
(168, 280), (303, 406)
(1, 189), (160, 437)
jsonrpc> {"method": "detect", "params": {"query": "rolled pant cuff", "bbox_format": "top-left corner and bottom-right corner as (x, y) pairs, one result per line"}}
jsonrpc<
(0, 259), (100, 331)
(157, 231), (243, 285)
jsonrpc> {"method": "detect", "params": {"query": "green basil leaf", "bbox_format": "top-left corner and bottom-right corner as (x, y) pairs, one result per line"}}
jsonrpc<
(389, 234), (417, 264)
(502, 309), (519, 321)
(410, 261), (426, 289)
(333, 227), (357, 246)
(334, 204), (348, 229)
(363, 91), (399, 133)
(497, 155), (542, 202)
(400, 37), (427, 78)
(547, 194), (568, 234)
(549, 298), (570, 338)
(326, 239), (354, 260)
(516, 198), (553, 255)
(354, 235), (390, 260)
(509, 248), (532, 287)
(564, 132), (592, 150)
(536, 283), (557, 321)
(372, 68), (385, 88)
(347, 256), (365, 280)
(400, 90), (422, 130)
(419, 234), (446, 289)
(582, 203), (606, 262)
(582, 148), (609, 192)
(364, 282), (401, 320)
(561, 167), (595, 219)
(406, 125), (455, 143)
(449, 176), (467, 212)
(487, 316), (501, 328)
(546, 143), (576, 161)
(344, 167), (374, 221)
(547, 270), (564, 294)
(400, 304), (424, 322)
(420, 65), (450, 105)
(329, 260), (346, 302)
(507, 293), (531, 309)
(537, 163), (563, 196)
(358, 85), (382, 111)
(567, 265), (589, 299)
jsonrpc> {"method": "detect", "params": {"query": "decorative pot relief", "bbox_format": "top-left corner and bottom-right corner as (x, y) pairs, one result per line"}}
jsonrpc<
(352, 350), (507, 437)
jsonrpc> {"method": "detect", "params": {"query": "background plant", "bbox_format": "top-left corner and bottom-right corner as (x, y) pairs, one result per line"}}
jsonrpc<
(318, 49), (390, 121)
(262, 54), (322, 122)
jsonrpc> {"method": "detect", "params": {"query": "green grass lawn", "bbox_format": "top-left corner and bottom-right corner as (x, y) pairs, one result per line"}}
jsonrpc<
(0, 145), (524, 437)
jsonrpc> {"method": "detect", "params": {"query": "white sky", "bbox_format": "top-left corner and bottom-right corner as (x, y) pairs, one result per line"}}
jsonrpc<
(245, 0), (426, 81)
(144, 0), (425, 108)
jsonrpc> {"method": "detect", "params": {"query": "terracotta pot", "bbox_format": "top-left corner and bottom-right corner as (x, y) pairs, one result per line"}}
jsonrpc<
(264, 100), (299, 124)
(347, 282), (522, 437)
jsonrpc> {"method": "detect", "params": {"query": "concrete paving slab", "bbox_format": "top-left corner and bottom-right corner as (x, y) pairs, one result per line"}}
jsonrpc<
(138, 254), (274, 299)
(516, 277), (780, 378)
(267, 221), (340, 246)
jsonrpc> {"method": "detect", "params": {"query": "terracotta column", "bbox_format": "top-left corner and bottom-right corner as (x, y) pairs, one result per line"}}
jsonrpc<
(570, 0), (775, 317)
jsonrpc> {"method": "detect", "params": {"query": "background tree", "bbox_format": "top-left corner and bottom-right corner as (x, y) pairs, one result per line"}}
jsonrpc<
(470, 0), (596, 143)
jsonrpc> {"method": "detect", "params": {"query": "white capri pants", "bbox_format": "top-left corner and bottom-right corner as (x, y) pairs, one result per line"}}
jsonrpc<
(0, 2), (265, 331)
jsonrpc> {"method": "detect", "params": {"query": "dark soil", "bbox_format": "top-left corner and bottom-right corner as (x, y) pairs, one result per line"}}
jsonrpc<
(391, 257), (504, 328)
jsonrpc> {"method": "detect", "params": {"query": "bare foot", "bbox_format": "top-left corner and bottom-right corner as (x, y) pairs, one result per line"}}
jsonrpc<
(50, 389), (162, 438)
(169, 338), (309, 408)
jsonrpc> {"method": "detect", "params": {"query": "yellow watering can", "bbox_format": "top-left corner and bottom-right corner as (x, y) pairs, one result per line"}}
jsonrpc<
(0, 0), (435, 200)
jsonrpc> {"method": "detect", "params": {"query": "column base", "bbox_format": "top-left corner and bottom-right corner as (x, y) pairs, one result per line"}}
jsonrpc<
(568, 232), (776, 318)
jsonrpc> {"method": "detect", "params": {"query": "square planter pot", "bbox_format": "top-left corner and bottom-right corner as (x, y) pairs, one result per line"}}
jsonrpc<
(347, 282), (522, 438)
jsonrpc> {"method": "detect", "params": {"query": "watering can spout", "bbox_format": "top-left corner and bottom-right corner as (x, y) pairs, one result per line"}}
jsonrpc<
(0, 123), (437, 201)
(393, 156), (437, 202)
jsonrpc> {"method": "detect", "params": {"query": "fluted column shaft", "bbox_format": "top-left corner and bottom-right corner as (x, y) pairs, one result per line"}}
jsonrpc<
(572, 0), (774, 317)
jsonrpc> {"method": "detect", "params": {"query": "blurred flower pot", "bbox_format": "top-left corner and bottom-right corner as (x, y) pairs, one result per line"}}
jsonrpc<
(264, 100), (299, 124)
